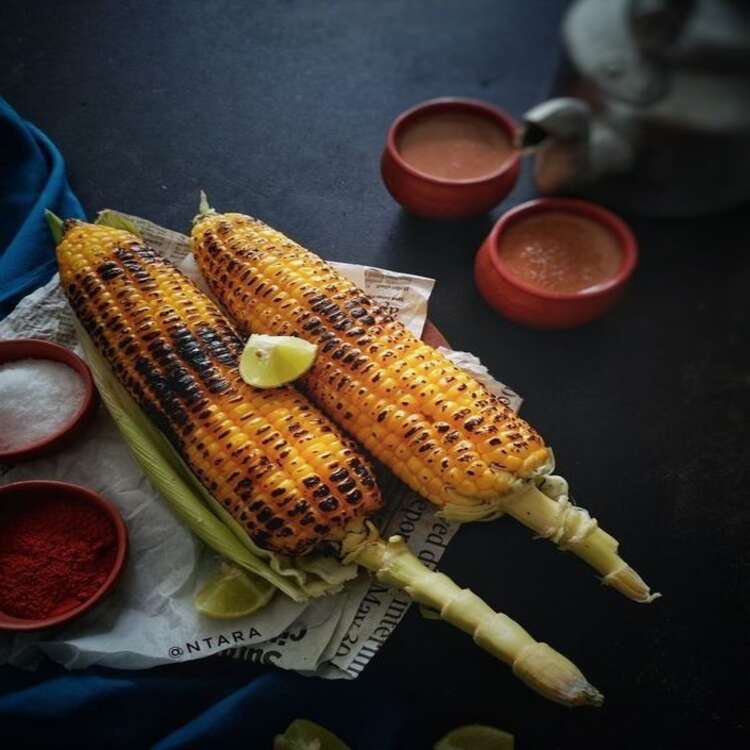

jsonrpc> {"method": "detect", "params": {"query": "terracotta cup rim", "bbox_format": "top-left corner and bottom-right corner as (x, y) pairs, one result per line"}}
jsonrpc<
(385, 97), (521, 187)
(488, 198), (639, 302)
(0, 480), (129, 632)
(0, 338), (98, 462)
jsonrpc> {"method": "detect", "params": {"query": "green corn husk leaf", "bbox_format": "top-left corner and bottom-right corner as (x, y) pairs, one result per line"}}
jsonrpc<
(75, 321), (358, 602)
(94, 209), (143, 238)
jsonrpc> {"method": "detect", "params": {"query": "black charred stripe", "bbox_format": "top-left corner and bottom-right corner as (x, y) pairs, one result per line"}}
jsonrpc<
(300, 512), (316, 526)
(332, 344), (351, 360)
(310, 300), (336, 315)
(195, 324), (240, 365)
(336, 375), (351, 390)
(166, 324), (231, 394)
(345, 490), (363, 505)
(165, 364), (203, 405)
(170, 324), (212, 370)
(97, 261), (123, 280)
(252, 529), (270, 546)
(205, 236), (223, 257)
(288, 500), (309, 517)
(351, 464), (371, 480)
(113, 248), (154, 285)
(319, 497), (338, 512)
(142, 400), (183, 451)
(302, 317), (322, 331)
(134, 356), (191, 429)
(210, 373), (234, 399)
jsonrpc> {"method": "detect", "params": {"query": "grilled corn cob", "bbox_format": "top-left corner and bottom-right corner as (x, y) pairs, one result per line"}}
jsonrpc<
(191, 203), (655, 603)
(56, 219), (382, 556)
(52, 215), (602, 707)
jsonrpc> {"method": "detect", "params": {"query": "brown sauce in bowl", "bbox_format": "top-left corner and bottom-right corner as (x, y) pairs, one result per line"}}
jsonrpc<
(397, 112), (514, 181)
(500, 211), (623, 294)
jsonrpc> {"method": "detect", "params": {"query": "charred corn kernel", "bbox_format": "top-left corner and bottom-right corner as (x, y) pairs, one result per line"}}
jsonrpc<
(191, 212), (550, 512)
(56, 220), (381, 556)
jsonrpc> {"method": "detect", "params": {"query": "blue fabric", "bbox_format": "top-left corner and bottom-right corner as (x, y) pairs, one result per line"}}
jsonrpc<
(0, 97), (84, 318)
(0, 660), (433, 748)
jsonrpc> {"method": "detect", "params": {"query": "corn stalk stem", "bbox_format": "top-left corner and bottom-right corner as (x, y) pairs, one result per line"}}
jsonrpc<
(352, 533), (603, 708)
(506, 486), (658, 603)
(194, 190), (217, 226)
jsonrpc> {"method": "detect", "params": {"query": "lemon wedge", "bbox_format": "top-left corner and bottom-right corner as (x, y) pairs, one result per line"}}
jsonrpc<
(434, 725), (514, 750)
(273, 719), (351, 750)
(194, 563), (275, 619)
(239, 334), (318, 389)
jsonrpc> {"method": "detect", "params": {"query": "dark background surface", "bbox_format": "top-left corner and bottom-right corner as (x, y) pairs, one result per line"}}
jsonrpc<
(1, 0), (748, 748)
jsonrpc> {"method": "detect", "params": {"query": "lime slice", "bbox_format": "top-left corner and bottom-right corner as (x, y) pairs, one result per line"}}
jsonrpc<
(239, 334), (318, 388)
(434, 725), (515, 750)
(194, 563), (275, 619)
(273, 719), (351, 750)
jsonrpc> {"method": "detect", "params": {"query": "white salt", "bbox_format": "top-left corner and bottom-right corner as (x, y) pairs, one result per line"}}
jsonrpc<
(0, 358), (86, 452)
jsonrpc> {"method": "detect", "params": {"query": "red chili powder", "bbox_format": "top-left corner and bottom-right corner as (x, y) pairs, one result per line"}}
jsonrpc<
(0, 495), (117, 620)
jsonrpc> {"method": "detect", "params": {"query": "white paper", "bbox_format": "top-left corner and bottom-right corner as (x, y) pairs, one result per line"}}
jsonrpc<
(0, 215), (521, 677)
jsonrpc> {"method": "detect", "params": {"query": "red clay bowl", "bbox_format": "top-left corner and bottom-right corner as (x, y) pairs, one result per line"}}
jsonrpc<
(0, 480), (128, 632)
(0, 339), (98, 463)
(381, 97), (521, 219)
(474, 198), (639, 329)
